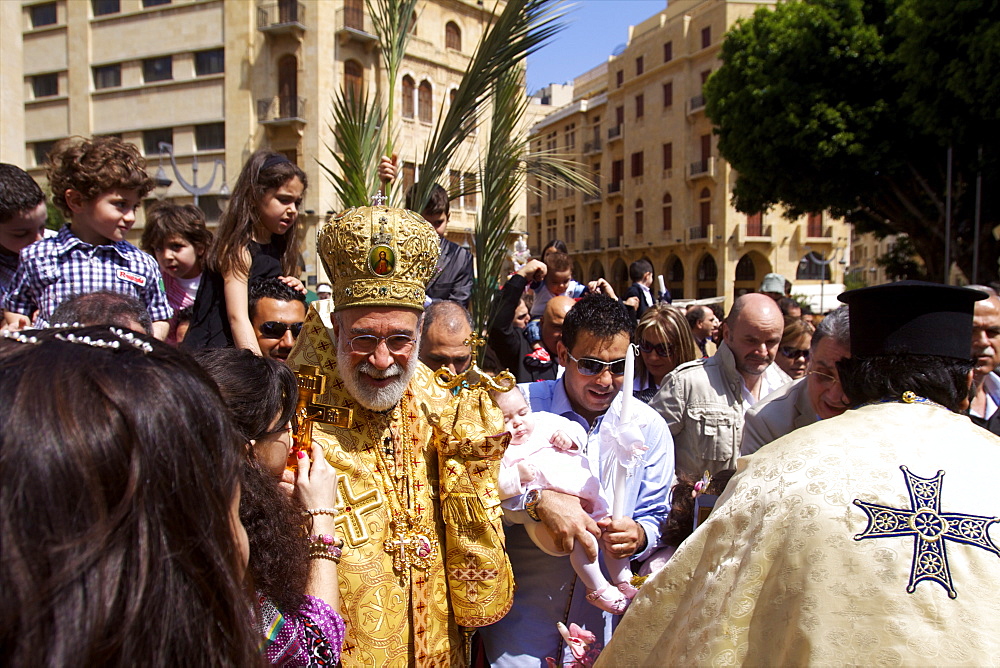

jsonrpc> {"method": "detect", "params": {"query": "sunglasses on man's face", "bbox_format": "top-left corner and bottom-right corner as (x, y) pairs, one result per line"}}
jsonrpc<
(258, 321), (304, 339)
(567, 352), (629, 376)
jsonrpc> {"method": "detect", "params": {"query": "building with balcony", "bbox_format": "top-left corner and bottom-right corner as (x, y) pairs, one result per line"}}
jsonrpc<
(12, 0), (506, 289)
(524, 0), (852, 311)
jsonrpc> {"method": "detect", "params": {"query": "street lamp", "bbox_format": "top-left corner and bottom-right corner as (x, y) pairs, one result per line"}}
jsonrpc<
(801, 247), (845, 313)
(154, 142), (229, 208)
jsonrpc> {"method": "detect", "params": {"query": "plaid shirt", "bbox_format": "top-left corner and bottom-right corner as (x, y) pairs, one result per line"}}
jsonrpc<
(2, 225), (173, 326)
(0, 251), (19, 306)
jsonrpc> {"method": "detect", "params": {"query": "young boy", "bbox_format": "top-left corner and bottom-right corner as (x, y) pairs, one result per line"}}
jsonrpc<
(140, 202), (211, 344)
(525, 251), (585, 350)
(0, 163), (48, 305)
(2, 137), (172, 338)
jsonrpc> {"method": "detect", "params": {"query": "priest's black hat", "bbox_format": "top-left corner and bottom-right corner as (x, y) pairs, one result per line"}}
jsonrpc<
(837, 280), (987, 360)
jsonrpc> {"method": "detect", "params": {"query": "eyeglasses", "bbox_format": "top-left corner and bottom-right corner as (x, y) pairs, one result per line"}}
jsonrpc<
(807, 369), (839, 386)
(780, 346), (810, 360)
(638, 338), (674, 358)
(567, 352), (629, 377)
(258, 321), (304, 339)
(346, 334), (415, 355)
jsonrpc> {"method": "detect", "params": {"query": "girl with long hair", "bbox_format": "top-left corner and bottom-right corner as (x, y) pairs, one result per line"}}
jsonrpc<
(184, 150), (307, 352)
(0, 326), (260, 666)
(196, 348), (344, 665)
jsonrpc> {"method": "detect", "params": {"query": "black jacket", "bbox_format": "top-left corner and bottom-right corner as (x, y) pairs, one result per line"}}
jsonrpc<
(487, 273), (559, 383)
(425, 238), (473, 306)
(622, 282), (655, 319)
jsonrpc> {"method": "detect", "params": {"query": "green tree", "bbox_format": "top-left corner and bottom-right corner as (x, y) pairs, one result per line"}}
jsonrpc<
(705, 0), (998, 282)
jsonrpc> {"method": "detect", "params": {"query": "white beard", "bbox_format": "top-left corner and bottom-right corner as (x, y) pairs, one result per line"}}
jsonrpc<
(337, 346), (419, 412)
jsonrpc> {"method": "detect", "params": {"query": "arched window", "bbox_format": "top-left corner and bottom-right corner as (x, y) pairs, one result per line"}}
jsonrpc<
(344, 59), (363, 100)
(665, 255), (684, 300)
(402, 75), (415, 119)
(446, 21), (461, 51)
(588, 261), (605, 282)
(418, 80), (433, 123)
(661, 192), (672, 231)
(696, 254), (717, 281)
(634, 198), (644, 235)
(698, 187), (711, 236)
(735, 254), (756, 281)
(614, 204), (624, 239)
(409, 11), (417, 35)
(796, 251), (831, 280)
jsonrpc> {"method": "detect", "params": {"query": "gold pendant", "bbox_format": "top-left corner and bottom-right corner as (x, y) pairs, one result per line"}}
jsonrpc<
(383, 514), (435, 573)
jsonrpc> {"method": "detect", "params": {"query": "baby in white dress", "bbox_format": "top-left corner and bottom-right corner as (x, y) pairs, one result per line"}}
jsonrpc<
(494, 387), (636, 614)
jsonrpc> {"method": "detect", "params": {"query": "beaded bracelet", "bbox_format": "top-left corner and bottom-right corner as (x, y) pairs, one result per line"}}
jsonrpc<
(302, 507), (339, 518)
(307, 533), (344, 563)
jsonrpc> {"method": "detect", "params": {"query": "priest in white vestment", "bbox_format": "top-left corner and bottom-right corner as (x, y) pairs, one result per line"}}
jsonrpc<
(599, 281), (1000, 666)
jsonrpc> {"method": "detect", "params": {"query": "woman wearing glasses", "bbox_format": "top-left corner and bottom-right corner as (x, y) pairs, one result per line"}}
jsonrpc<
(633, 305), (700, 402)
(774, 316), (815, 380)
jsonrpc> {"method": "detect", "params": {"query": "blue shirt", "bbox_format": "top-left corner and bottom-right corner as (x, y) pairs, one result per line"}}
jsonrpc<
(3, 225), (172, 326)
(480, 379), (674, 666)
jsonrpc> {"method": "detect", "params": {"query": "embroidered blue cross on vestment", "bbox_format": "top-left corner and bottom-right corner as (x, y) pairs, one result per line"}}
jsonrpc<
(853, 465), (1000, 599)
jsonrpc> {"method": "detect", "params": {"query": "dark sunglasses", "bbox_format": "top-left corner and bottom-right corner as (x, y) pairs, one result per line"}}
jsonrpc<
(567, 352), (629, 376)
(638, 338), (674, 358)
(779, 346), (810, 360)
(258, 321), (304, 339)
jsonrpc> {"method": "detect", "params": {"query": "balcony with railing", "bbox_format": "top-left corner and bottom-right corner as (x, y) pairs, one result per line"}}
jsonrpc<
(607, 236), (622, 248)
(528, 203), (541, 216)
(336, 6), (377, 43)
(607, 125), (622, 142)
(257, 96), (306, 124)
(688, 94), (706, 115)
(583, 139), (602, 154)
(607, 181), (622, 197)
(686, 157), (716, 181)
(738, 222), (773, 243)
(687, 223), (713, 242)
(257, 1), (306, 36)
(582, 191), (602, 204)
(805, 224), (834, 242)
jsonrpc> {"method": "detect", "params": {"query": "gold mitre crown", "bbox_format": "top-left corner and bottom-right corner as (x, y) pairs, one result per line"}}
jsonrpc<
(318, 202), (440, 312)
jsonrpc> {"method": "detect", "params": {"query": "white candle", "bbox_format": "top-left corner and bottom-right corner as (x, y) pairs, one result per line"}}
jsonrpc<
(621, 341), (634, 424)
(657, 274), (667, 297)
(613, 343), (636, 520)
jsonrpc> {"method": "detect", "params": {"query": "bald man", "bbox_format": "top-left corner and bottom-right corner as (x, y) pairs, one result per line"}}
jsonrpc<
(540, 295), (575, 363)
(651, 293), (788, 477)
(967, 288), (1000, 434)
(419, 300), (473, 376)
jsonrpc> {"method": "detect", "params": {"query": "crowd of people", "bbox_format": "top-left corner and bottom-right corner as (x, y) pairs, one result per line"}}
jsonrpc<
(1, 138), (998, 666)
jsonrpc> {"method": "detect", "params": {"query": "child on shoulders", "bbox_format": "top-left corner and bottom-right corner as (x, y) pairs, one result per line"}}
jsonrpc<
(140, 202), (211, 344)
(2, 137), (172, 338)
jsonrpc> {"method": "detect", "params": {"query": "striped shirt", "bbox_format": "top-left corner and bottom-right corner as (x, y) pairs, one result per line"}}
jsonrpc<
(2, 225), (172, 326)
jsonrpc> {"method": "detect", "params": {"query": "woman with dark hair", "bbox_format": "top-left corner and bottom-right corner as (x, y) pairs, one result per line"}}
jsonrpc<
(633, 305), (700, 402)
(775, 316), (814, 380)
(0, 326), (260, 666)
(195, 348), (344, 665)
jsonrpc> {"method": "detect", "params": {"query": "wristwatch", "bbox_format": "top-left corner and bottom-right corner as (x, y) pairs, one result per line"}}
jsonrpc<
(524, 488), (542, 522)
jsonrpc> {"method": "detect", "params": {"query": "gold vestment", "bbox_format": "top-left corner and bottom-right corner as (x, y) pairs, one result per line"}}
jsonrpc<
(289, 310), (461, 666)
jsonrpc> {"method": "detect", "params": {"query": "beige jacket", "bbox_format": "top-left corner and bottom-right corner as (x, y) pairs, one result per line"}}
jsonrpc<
(740, 377), (817, 455)
(651, 342), (787, 477)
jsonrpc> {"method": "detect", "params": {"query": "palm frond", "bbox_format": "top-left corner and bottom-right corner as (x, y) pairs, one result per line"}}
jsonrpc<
(367, 0), (420, 174)
(408, 0), (568, 215)
(524, 150), (600, 197)
(471, 64), (531, 341)
(320, 88), (384, 209)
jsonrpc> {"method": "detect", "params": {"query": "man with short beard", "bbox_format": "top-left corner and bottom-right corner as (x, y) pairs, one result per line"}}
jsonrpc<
(286, 203), (502, 666)
(651, 293), (787, 477)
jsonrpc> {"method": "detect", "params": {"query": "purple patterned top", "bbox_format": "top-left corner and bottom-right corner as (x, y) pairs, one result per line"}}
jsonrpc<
(259, 594), (344, 666)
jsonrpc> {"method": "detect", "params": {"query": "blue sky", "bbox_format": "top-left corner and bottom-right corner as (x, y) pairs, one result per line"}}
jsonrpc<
(527, 0), (667, 94)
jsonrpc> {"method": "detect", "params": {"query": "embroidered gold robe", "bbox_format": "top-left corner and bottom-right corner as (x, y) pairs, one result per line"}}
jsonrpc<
(288, 309), (462, 667)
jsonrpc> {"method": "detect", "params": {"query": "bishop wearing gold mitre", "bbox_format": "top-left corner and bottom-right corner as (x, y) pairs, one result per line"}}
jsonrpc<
(287, 201), (512, 666)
